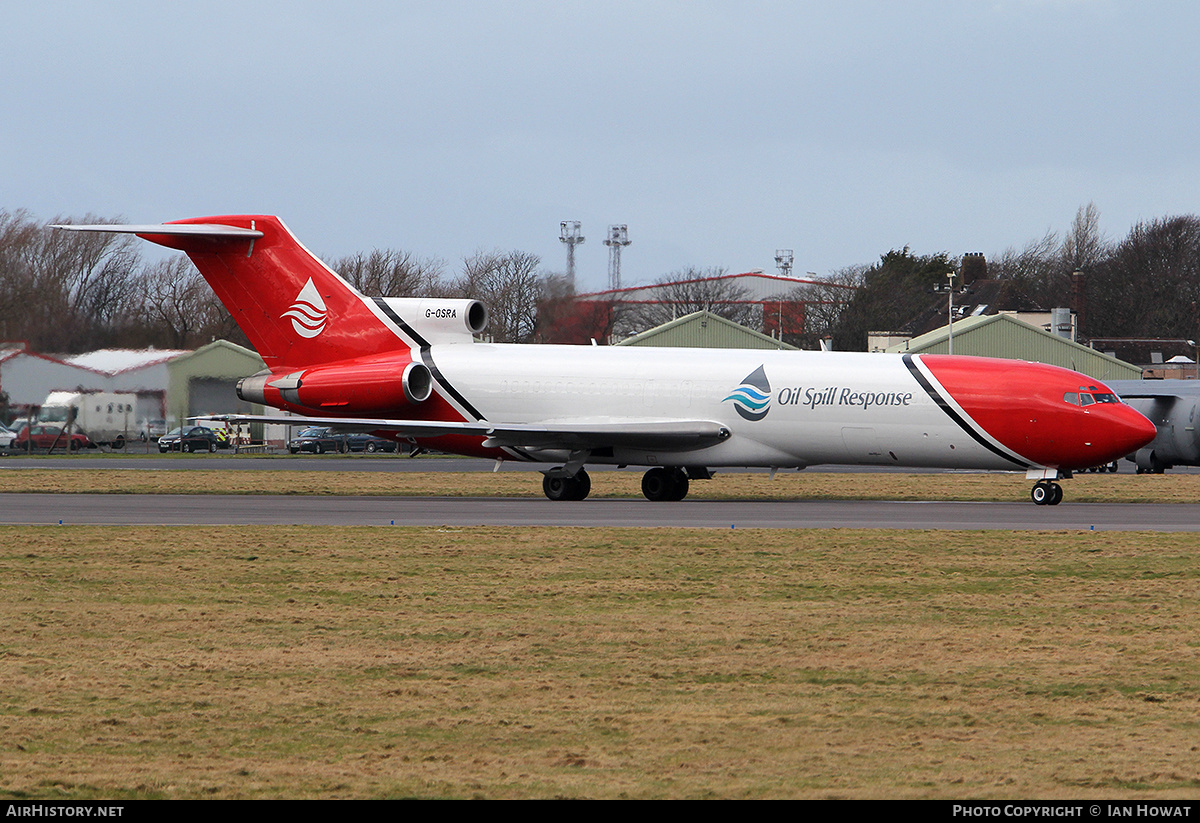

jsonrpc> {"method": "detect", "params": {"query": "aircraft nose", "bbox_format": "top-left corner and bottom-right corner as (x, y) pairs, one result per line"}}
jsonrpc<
(1109, 405), (1157, 458)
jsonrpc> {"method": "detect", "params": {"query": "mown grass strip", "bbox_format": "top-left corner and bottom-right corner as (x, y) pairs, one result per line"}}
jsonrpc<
(0, 467), (1196, 502)
(3, 525), (1200, 798)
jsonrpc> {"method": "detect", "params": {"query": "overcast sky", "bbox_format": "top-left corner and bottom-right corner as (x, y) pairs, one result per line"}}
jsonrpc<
(4, 1), (1197, 292)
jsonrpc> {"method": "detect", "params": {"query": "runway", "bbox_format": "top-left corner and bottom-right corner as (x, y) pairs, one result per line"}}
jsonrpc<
(4, 492), (1198, 530)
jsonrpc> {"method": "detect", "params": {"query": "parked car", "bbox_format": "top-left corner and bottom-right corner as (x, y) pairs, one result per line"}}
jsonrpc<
(0, 423), (18, 451)
(158, 426), (223, 453)
(288, 427), (348, 454)
(12, 424), (97, 452)
(345, 433), (401, 453)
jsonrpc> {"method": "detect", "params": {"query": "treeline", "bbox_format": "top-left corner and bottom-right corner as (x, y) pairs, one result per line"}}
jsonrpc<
(830, 204), (1200, 350)
(4, 205), (1198, 355)
(0, 210), (547, 352)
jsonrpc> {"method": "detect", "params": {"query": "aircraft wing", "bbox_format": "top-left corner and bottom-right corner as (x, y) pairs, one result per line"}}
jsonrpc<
(201, 414), (731, 452)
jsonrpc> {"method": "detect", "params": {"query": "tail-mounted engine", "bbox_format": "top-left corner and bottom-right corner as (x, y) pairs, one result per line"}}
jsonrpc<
(378, 298), (488, 344)
(237, 353), (433, 414)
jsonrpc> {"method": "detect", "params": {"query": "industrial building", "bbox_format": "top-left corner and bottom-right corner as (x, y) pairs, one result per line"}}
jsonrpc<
(882, 313), (1141, 382)
(616, 310), (798, 350)
(0, 340), (265, 432)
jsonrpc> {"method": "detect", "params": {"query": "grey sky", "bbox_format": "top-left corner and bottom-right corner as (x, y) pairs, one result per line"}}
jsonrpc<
(4, 1), (1197, 292)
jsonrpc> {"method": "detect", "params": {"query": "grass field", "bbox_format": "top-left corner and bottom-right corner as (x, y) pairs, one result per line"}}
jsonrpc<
(2, 466), (1200, 502)
(3, 520), (1200, 799)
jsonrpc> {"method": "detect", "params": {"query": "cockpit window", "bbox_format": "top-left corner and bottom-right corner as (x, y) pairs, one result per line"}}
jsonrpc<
(1080, 393), (1095, 406)
(1063, 392), (1079, 406)
(1091, 392), (1118, 403)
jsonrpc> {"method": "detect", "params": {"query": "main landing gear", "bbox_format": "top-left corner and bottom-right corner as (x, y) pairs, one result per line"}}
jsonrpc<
(540, 465), (701, 502)
(641, 467), (689, 501)
(1030, 480), (1063, 506)
(542, 468), (591, 501)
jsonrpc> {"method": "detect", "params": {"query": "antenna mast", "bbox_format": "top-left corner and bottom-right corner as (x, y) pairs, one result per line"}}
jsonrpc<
(559, 221), (584, 288)
(604, 224), (631, 290)
(775, 249), (794, 277)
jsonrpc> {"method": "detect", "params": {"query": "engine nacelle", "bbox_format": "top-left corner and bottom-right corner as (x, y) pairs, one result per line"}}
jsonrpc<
(238, 354), (433, 414)
(379, 298), (488, 344)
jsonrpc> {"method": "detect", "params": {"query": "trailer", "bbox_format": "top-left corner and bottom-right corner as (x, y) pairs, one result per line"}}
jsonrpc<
(39, 390), (143, 448)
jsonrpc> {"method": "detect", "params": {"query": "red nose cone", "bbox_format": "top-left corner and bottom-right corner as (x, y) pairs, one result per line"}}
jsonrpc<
(1112, 405), (1158, 458)
(918, 355), (1159, 469)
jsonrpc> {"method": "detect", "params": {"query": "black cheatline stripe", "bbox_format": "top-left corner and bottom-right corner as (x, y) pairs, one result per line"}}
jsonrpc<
(372, 297), (429, 348)
(371, 298), (486, 422)
(903, 354), (1029, 468)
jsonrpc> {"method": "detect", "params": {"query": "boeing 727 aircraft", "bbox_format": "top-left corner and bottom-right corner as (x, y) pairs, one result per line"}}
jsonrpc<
(55, 216), (1156, 505)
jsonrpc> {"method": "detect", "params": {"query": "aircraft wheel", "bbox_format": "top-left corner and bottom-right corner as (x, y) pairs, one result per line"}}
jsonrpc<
(543, 469), (591, 501)
(1031, 481), (1050, 505)
(1031, 481), (1062, 506)
(642, 468), (669, 501)
(569, 469), (591, 501)
(667, 469), (689, 501)
(642, 467), (689, 501)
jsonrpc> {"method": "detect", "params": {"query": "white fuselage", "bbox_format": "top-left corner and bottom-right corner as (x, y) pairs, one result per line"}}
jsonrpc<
(427, 343), (1015, 471)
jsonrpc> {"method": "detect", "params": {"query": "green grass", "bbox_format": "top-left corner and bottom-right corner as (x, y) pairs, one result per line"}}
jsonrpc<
(3, 525), (1200, 798)
(2, 466), (1200, 502)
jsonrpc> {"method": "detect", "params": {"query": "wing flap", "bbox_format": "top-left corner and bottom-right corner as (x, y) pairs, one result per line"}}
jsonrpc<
(201, 414), (731, 451)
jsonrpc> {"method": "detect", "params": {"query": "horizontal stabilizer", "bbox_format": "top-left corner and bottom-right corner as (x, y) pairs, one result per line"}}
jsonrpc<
(52, 223), (263, 239)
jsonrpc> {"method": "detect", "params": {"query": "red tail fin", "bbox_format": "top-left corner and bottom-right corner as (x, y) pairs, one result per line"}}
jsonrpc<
(140, 215), (406, 368)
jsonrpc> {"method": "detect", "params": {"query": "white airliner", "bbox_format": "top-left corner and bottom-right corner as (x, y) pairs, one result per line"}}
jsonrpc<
(55, 215), (1156, 505)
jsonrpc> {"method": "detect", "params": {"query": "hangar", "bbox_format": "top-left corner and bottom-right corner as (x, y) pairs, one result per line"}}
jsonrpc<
(0, 339), (265, 432)
(882, 313), (1142, 382)
(615, 310), (799, 350)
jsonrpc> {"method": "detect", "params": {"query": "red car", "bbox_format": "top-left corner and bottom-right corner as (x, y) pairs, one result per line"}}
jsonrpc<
(12, 424), (96, 452)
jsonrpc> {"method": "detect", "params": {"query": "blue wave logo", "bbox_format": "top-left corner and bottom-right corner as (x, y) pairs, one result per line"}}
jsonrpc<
(724, 366), (771, 421)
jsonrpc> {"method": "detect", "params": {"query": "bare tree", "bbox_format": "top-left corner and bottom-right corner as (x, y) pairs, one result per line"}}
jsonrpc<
(615, 266), (758, 337)
(455, 249), (544, 343)
(0, 210), (40, 341)
(0, 212), (145, 351)
(1088, 215), (1200, 338)
(1061, 201), (1109, 273)
(782, 264), (865, 346)
(136, 255), (245, 349)
(328, 248), (446, 297)
(988, 229), (1063, 308)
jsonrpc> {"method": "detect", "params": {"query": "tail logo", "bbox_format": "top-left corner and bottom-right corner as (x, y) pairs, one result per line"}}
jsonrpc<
(724, 366), (771, 421)
(282, 278), (328, 339)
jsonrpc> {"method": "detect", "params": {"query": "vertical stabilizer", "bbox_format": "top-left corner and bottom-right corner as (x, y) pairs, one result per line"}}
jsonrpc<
(93, 215), (408, 368)
(152, 215), (405, 367)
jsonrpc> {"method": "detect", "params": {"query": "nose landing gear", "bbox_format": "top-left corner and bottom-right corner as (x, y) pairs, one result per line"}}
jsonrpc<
(1030, 480), (1063, 506)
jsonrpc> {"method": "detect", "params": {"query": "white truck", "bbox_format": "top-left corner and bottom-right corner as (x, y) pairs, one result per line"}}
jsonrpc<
(39, 391), (143, 448)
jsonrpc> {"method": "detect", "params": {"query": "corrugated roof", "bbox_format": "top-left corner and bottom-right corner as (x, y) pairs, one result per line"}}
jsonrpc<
(579, 271), (852, 303)
(63, 348), (191, 375)
(615, 310), (798, 350)
(884, 314), (1141, 381)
